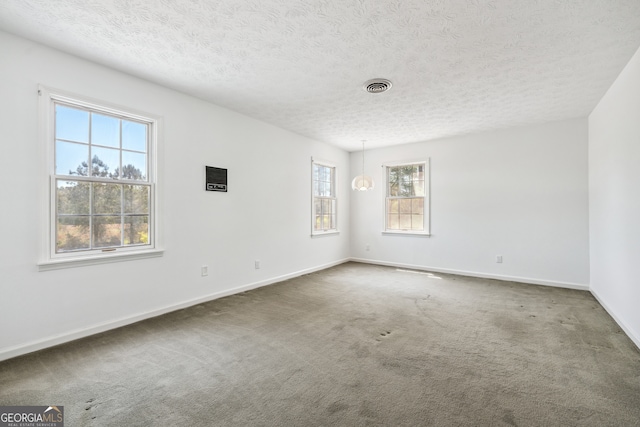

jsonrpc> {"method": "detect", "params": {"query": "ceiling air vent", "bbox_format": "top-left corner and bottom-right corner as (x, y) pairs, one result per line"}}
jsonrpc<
(363, 78), (393, 94)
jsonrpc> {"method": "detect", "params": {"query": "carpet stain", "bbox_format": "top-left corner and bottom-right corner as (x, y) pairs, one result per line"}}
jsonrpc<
(327, 401), (349, 414)
(85, 398), (97, 411)
(83, 398), (100, 421)
(502, 409), (518, 426)
(85, 397), (101, 417)
(358, 401), (377, 419)
(349, 342), (371, 358)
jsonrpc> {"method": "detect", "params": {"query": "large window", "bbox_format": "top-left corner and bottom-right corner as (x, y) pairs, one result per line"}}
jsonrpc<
(312, 160), (338, 235)
(384, 161), (430, 235)
(39, 87), (160, 268)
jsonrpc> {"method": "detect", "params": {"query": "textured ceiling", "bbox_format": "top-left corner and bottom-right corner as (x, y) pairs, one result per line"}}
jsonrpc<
(1, 1), (640, 152)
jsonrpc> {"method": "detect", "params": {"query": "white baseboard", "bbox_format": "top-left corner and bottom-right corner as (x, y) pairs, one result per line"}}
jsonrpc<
(590, 289), (640, 351)
(349, 257), (589, 290)
(0, 258), (350, 362)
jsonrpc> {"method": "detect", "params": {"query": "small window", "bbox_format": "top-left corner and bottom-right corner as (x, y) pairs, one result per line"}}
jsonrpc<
(39, 87), (161, 268)
(312, 160), (338, 235)
(384, 161), (430, 235)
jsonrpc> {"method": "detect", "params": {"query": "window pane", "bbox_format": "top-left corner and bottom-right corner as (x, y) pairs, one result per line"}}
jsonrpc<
(412, 198), (424, 215)
(388, 167), (399, 196)
(56, 216), (90, 252)
(122, 120), (147, 152)
(56, 105), (89, 143)
(399, 166), (413, 196)
(322, 215), (330, 230)
(387, 214), (399, 230)
(399, 214), (412, 229)
(325, 181), (332, 196)
(91, 113), (119, 148)
(57, 180), (90, 215)
(412, 215), (424, 231)
(388, 199), (398, 213)
(399, 199), (412, 214)
(322, 199), (331, 216)
(331, 199), (337, 216)
(124, 185), (149, 214)
(124, 215), (148, 245)
(93, 216), (122, 248)
(414, 180), (425, 196)
(91, 147), (120, 178)
(314, 215), (322, 230)
(121, 151), (147, 180)
(93, 183), (122, 215)
(56, 141), (89, 176)
(402, 183), (411, 197)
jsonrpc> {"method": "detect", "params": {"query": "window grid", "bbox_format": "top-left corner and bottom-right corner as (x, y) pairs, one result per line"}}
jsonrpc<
(385, 163), (426, 232)
(312, 162), (337, 233)
(53, 100), (152, 254)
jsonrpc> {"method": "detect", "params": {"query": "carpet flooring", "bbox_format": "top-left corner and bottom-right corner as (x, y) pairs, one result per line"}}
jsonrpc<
(1, 262), (639, 426)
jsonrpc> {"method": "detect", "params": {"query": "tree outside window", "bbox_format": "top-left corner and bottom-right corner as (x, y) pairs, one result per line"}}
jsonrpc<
(53, 102), (152, 253)
(385, 162), (428, 233)
(312, 161), (337, 234)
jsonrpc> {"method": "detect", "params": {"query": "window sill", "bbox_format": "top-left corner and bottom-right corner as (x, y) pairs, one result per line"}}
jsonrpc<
(382, 231), (431, 237)
(38, 248), (164, 271)
(311, 230), (340, 238)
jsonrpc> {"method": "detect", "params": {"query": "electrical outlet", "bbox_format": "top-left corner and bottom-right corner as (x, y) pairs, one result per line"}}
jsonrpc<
(201, 265), (208, 276)
(496, 255), (503, 263)
(255, 260), (260, 269)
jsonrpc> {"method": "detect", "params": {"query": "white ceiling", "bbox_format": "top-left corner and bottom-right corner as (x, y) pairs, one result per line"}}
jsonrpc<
(1, 1), (640, 152)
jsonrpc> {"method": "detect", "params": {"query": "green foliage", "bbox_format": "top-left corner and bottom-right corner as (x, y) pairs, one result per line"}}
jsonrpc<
(57, 156), (149, 252)
(69, 155), (145, 180)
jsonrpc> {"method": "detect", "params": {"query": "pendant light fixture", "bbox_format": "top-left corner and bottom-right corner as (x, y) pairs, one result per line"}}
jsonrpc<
(352, 140), (374, 191)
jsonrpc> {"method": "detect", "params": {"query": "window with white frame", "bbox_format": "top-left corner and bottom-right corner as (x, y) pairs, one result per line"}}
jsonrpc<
(312, 160), (337, 234)
(40, 87), (160, 267)
(384, 161), (429, 234)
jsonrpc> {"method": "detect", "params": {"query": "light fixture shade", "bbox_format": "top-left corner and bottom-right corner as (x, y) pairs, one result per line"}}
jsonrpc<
(351, 175), (374, 191)
(352, 140), (374, 191)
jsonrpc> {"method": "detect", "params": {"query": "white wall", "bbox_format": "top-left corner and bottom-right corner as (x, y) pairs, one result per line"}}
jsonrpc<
(589, 46), (640, 348)
(350, 119), (590, 288)
(0, 31), (350, 360)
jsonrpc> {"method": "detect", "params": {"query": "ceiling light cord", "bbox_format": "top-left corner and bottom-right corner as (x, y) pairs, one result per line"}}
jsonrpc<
(361, 140), (365, 178)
